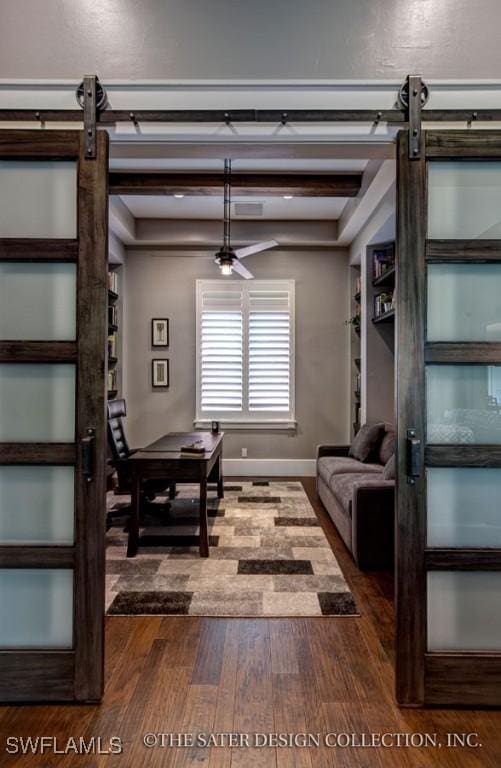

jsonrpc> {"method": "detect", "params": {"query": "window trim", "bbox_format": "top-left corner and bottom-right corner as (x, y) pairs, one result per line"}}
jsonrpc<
(195, 278), (295, 429)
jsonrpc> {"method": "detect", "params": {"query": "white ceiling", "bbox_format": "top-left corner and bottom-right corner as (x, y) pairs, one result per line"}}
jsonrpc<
(119, 195), (350, 220)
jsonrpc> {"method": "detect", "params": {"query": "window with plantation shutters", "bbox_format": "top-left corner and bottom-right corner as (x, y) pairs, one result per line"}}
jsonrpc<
(196, 280), (295, 426)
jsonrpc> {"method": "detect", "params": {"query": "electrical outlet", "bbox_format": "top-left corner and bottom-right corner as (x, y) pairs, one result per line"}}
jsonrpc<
(241, 447), (248, 458)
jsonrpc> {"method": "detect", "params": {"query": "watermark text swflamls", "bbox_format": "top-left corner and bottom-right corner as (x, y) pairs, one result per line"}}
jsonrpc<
(5, 736), (123, 756)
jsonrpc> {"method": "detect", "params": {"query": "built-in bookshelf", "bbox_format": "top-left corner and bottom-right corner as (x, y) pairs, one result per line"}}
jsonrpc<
(370, 241), (395, 325)
(350, 268), (362, 434)
(361, 239), (395, 427)
(107, 268), (121, 400)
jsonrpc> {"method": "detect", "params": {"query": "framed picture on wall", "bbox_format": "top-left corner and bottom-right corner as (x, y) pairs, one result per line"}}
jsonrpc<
(151, 318), (169, 347)
(152, 359), (169, 388)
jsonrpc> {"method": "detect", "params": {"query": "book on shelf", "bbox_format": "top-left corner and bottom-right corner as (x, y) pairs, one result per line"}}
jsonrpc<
(372, 244), (395, 280)
(108, 333), (117, 358)
(108, 271), (118, 293)
(374, 291), (394, 318)
(108, 369), (117, 391)
(108, 304), (118, 326)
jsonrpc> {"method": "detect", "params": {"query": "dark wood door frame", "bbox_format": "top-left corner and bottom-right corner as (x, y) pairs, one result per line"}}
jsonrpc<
(0, 130), (108, 703)
(395, 129), (427, 706)
(396, 128), (501, 708)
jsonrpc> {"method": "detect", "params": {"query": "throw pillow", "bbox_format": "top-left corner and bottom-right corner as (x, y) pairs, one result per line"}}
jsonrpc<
(383, 454), (396, 480)
(379, 427), (396, 465)
(349, 422), (385, 463)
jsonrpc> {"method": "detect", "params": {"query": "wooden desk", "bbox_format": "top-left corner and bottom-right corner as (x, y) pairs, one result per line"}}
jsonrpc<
(127, 432), (224, 558)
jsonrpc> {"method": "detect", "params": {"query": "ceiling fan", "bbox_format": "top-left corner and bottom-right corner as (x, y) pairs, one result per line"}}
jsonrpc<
(214, 159), (278, 278)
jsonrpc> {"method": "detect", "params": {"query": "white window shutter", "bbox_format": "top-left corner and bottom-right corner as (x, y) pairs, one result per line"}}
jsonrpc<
(200, 289), (243, 412)
(248, 289), (291, 412)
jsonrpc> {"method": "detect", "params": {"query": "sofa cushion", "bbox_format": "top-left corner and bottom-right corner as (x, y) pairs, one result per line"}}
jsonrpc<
(317, 456), (383, 486)
(329, 473), (357, 516)
(349, 422), (385, 462)
(329, 472), (390, 518)
(378, 426), (396, 465)
(383, 454), (395, 480)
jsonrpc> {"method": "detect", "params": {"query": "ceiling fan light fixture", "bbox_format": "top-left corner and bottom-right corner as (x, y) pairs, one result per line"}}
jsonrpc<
(213, 158), (278, 279)
(215, 246), (234, 276)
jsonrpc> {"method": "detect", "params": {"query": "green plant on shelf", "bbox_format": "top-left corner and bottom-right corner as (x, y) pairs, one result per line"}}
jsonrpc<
(345, 313), (361, 332)
(379, 293), (394, 313)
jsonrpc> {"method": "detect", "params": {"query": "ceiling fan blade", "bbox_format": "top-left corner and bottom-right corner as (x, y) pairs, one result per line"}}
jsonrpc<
(234, 240), (279, 260)
(231, 260), (255, 279)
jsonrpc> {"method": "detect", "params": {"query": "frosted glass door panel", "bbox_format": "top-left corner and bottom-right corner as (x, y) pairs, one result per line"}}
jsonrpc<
(0, 466), (74, 544)
(427, 467), (501, 547)
(428, 264), (501, 341)
(0, 264), (76, 341)
(0, 364), (75, 442)
(0, 569), (73, 648)
(428, 571), (501, 651)
(428, 161), (501, 239)
(0, 161), (76, 238)
(426, 364), (501, 444)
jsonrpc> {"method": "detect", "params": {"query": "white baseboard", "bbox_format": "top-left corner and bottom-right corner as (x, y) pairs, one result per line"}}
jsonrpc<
(223, 458), (316, 477)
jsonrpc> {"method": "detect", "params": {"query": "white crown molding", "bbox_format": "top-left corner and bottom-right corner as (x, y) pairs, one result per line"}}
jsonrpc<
(2, 78), (501, 87)
(2, 78), (501, 114)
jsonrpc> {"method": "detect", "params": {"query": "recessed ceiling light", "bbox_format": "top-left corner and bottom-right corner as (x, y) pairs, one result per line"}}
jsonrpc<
(173, 193), (185, 199)
(283, 194), (294, 200)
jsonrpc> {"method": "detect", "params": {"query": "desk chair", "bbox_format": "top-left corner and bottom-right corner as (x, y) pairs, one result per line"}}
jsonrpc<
(107, 399), (175, 528)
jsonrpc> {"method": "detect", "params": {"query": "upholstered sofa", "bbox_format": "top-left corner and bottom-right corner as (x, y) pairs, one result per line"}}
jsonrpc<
(316, 423), (395, 570)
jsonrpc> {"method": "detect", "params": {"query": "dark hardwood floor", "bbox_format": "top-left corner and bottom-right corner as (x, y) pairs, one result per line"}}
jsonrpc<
(1, 477), (501, 767)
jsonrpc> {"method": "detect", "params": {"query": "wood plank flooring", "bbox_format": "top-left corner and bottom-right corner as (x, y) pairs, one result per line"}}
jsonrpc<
(1, 478), (501, 767)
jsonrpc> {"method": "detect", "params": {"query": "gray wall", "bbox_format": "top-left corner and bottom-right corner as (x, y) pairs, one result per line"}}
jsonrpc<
(1, 0), (500, 80)
(123, 248), (350, 459)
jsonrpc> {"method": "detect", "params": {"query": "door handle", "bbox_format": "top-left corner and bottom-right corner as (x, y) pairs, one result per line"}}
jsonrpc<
(81, 428), (95, 483)
(406, 429), (421, 485)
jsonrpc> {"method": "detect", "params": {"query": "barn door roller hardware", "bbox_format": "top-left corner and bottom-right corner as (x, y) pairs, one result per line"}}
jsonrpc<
(9, 71), (501, 128)
(76, 76), (107, 159)
(398, 75), (429, 159)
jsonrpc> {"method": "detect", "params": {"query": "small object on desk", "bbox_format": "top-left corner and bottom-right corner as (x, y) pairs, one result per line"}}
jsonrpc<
(180, 440), (205, 455)
(211, 420), (220, 434)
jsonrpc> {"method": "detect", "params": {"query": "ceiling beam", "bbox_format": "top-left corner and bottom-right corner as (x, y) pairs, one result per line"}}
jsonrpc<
(109, 172), (362, 197)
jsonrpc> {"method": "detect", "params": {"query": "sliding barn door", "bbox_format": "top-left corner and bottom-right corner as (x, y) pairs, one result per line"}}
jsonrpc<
(0, 130), (108, 702)
(396, 129), (501, 706)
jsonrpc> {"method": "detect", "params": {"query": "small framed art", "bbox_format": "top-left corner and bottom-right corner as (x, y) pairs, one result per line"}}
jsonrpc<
(152, 359), (169, 388)
(151, 318), (169, 347)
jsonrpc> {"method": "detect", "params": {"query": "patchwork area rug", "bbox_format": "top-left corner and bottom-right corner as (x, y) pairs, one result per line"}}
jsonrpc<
(106, 481), (358, 617)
